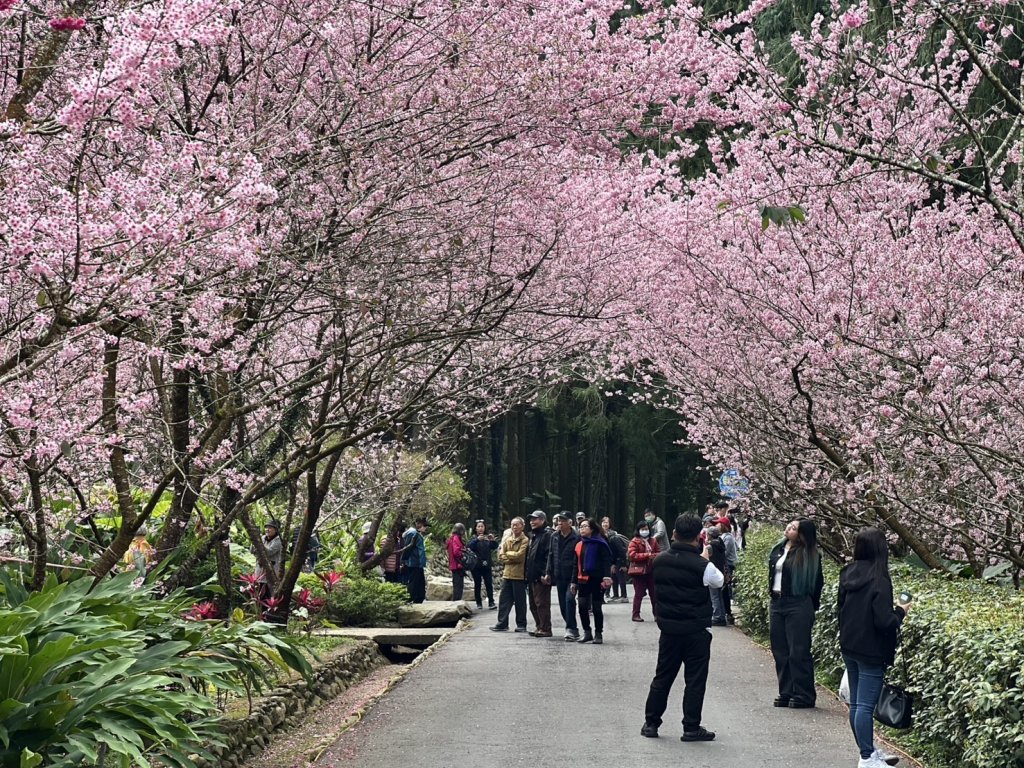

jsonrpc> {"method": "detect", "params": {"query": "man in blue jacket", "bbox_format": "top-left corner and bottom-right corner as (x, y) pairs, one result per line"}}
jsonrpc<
(641, 514), (725, 742)
(402, 517), (429, 604)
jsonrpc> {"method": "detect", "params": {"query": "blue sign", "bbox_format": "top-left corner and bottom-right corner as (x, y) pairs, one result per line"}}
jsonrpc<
(718, 469), (750, 499)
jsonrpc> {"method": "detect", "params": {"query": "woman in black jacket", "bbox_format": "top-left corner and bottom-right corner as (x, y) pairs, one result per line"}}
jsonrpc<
(838, 527), (910, 768)
(468, 520), (499, 609)
(768, 518), (824, 708)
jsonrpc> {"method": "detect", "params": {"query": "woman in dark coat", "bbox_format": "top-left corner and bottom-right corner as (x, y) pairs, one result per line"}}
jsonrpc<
(468, 520), (498, 609)
(768, 518), (824, 708)
(571, 518), (613, 644)
(838, 527), (909, 768)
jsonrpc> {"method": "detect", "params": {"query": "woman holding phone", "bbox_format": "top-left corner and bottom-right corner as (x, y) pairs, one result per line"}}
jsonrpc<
(838, 527), (910, 768)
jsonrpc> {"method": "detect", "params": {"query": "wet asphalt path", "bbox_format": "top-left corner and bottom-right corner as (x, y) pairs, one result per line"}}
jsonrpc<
(315, 598), (917, 768)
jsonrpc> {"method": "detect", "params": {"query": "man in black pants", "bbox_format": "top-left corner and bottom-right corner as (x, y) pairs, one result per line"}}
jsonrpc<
(641, 514), (725, 742)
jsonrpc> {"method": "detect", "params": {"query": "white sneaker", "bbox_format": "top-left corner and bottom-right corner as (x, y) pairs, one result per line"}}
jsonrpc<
(858, 757), (888, 768)
(872, 748), (899, 766)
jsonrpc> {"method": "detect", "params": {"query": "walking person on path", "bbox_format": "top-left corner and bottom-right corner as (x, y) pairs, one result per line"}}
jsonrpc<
(446, 523), (467, 602)
(768, 518), (824, 708)
(627, 520), (659, 621)
(571, 518), (612, 644)
(547, 512), (581, 641)
(468, 520), (498, 609)
(641, 514), (724, 742)
(490, 517), (529, 632)
(839, 527), (909, 768)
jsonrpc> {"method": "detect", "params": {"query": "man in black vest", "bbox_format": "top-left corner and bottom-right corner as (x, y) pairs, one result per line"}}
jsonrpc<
(641, 514), (725, 742)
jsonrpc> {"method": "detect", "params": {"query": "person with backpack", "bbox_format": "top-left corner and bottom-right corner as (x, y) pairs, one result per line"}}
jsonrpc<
(602, 516), (630, 603)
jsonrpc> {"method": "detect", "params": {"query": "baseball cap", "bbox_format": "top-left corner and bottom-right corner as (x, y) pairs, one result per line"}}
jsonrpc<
(575, 511), (586, 520)
(553, 512), (571, 522)
(714, 517), (732, 530)
(529, 510), (547, 521)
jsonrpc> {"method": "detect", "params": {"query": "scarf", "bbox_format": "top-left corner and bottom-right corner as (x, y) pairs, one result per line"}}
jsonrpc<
(576, 535), (611, 578)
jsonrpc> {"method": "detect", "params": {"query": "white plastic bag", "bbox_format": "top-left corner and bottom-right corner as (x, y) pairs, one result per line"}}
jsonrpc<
(839, 668), (851, 704)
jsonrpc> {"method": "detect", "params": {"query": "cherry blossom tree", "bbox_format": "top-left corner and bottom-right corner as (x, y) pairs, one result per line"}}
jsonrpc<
(0, 0), (736, 593)
(628, 0), (1024, 578)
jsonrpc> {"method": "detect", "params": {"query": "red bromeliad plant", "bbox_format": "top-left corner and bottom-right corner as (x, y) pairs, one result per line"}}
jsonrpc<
(316, 571), (344, 594)
(293, 588), (326, 614)
(185, 600), (221, 621)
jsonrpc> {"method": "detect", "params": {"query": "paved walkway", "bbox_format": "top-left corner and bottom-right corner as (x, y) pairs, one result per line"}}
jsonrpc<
(315, 599), (919, 768)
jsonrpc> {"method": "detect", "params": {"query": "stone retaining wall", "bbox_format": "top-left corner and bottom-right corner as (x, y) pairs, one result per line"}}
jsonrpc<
(198, 640), (388, 768)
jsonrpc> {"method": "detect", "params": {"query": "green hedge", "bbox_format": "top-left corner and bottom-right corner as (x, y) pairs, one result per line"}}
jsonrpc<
(325, 575), (409, 626)
(735, 528), (1024, 768)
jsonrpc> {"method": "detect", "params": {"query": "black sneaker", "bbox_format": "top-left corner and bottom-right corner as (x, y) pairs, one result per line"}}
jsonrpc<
(514, 627), (528, 633)
(640, 724), (659, 738)
(681, 727), (715, 742)
(489, 625), (508, 632)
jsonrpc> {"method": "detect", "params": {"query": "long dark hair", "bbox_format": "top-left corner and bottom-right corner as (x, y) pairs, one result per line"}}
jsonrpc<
(853, 526), (891, 582)
(788, 518), (820, 598)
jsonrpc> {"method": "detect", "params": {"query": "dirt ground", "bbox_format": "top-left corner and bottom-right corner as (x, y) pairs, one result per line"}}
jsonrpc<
(239, 663), (401, 768)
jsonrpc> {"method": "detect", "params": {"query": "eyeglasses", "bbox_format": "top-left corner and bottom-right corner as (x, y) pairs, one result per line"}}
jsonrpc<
(475, 520), (485, 524)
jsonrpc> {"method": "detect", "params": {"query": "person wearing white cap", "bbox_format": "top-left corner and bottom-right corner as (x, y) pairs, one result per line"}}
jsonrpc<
(358, 522), (375, 564)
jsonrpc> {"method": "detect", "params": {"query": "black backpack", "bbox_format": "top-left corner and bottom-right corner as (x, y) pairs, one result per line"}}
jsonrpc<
(461, 545), (480, 571)
(610, 533), (630, 566)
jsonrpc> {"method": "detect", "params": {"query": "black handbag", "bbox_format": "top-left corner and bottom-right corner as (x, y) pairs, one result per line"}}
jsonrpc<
(874, 633), (913, 729)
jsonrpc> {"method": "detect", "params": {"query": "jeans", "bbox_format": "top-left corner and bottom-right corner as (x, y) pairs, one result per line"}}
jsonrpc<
(843, 654), (885, 759)
(769, 594), (816, 705)
(576, 579), (605, 634)
(709, 586), (725, 622)
(644, 629), (713, 731)
(555, 580), (578, 633)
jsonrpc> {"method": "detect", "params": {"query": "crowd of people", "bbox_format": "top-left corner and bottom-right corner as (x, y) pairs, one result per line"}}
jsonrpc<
(439, 508), (909, 768)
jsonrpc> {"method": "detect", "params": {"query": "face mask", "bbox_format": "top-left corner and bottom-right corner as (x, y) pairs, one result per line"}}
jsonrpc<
(639, 530), (650, 538)
(644, 516), (654, 524)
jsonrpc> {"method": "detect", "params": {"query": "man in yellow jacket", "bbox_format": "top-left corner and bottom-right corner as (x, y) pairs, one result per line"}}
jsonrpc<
(490, 517), (529, 632)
